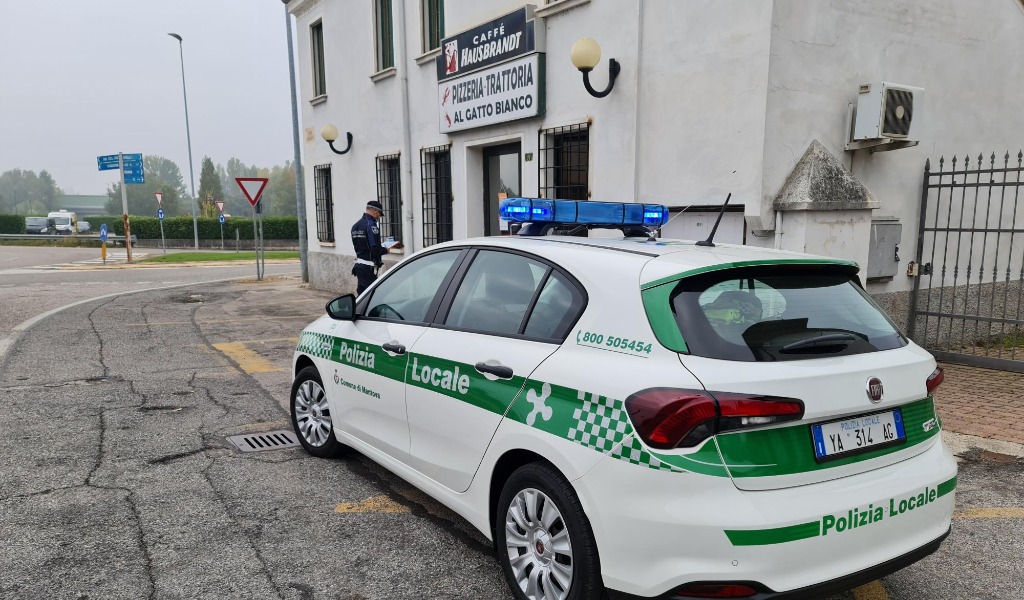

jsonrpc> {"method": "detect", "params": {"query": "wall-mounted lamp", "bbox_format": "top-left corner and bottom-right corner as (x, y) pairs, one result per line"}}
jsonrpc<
(321, 124), (353, 155)
(570, 37), (620, 98)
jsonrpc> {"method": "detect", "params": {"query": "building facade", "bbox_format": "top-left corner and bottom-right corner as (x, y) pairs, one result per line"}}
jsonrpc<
(289, 0), (1024, 333)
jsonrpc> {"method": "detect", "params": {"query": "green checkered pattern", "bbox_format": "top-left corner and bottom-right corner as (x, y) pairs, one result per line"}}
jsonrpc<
(297, 331), (333, 360)
(568, 391), (682, 473)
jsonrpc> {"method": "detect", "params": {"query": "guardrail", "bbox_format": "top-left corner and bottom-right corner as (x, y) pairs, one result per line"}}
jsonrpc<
(0, 234), (138, 243)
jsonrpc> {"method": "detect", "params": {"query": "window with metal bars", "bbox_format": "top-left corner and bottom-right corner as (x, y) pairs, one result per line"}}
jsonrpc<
(311, 20), (326, 97)
(420, 146), (453, 247)
(375, 0), (395, 71)
(422, 0), (445, 52)
(538, 123), (590, 200)
(313, 164), (334, 243)
(375, 154), (403, 241)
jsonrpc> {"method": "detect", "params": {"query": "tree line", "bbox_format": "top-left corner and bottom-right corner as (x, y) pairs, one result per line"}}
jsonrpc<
(0, 156), (297, 217)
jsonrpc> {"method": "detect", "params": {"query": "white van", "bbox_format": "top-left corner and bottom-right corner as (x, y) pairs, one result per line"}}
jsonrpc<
(47, 210), (77, 235)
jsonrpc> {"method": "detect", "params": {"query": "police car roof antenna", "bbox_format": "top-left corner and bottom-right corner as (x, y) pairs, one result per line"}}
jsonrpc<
(695, 193), (732, 248)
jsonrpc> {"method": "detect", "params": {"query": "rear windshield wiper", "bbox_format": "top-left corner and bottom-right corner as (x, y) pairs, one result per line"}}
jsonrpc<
(780, 333), (858, 352)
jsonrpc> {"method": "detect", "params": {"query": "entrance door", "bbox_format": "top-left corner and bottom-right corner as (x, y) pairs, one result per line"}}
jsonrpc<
(483, 143), (521, 236)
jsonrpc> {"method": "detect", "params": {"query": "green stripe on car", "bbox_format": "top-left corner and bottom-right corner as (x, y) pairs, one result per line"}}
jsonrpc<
(724, 474), (958, 546)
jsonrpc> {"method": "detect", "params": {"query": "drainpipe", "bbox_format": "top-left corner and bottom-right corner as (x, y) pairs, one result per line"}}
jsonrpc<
(633, 0), (645, 204)
(395, 0), (416, 252)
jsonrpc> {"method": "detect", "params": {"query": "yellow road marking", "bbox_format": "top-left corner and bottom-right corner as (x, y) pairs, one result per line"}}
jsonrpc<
(955, 507), (1024, 519)
(212, 342), (286, 374)
(335, 496), (410, 513)
(852, 580), (889, 600)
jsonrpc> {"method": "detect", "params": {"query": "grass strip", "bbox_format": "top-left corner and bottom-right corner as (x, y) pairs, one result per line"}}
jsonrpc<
(140, 251), (299, 263)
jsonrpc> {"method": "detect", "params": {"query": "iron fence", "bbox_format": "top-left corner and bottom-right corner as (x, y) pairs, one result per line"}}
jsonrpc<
(908, 151), (1024, 371)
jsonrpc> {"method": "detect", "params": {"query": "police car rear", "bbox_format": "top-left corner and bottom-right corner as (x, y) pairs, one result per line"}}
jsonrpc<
(498, 199), (956, 599)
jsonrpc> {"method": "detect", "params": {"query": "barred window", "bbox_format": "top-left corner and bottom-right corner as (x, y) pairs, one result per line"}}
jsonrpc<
(539, 123), (589, 200)
(422, 0), (445, 52)
(375, 0), (395, 71)
(420, 146), (453, 247)
(376, 154), (403, 241)
(313, 164), (334, 243)
(311, 20), (326, 97)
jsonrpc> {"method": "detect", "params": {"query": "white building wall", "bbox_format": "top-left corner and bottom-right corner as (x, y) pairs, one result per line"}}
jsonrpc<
(290, 0), (1023, 302)
(763, 0), (1024, 298)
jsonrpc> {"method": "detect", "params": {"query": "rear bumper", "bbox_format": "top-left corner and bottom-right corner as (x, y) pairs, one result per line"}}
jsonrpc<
(574, 438), (957, 597)
(607, 526), (949, 599)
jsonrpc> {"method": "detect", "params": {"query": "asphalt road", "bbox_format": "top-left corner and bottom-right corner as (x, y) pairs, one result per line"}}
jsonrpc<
(0, 247), (1021, 599)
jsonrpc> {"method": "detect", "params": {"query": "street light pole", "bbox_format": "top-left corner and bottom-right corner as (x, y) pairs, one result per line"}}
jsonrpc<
(168, 32), (200, 250)
(282, 0), (309, 283)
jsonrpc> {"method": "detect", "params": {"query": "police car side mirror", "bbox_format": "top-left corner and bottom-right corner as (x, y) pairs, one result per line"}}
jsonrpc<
(326, 294), (356, 320)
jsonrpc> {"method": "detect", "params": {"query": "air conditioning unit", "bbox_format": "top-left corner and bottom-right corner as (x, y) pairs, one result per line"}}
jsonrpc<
(852, 82), (923, 142)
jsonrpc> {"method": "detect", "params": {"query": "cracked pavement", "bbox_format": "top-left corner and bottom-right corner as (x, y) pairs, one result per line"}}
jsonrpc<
(1, 259), (1022, 599)
(0, 278), (511, 600)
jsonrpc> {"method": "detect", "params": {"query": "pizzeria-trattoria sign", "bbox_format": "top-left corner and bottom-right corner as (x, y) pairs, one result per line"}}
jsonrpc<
(439, 54), (544, 133)
(436, 5), (545, 133)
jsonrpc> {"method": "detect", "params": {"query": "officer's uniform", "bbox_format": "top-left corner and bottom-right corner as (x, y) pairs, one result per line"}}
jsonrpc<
(351, 206), (387, 294)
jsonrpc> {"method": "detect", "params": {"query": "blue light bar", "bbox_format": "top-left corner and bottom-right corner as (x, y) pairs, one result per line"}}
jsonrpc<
(499, 198), (669, 228)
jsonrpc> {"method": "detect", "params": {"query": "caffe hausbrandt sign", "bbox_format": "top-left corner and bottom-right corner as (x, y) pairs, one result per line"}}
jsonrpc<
(435, 6), (545, 133)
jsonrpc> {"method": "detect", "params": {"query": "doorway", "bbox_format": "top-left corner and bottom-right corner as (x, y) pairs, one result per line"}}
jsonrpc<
(482, 143), (521, 236)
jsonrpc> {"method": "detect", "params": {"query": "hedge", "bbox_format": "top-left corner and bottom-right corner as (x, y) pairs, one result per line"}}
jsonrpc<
(56, 215), (300, 240)
(0, 214), (24, 234)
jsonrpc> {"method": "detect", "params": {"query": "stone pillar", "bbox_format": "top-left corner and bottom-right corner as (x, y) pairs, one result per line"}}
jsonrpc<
(773, 140), (878, 283)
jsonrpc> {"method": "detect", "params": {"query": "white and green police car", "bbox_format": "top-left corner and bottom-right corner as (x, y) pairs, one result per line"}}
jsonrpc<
(291, 198), (956, 600)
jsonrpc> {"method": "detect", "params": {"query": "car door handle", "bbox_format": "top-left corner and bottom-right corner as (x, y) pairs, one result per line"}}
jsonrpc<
(475, 362), (513, 379)
(382, 343), (406, 355)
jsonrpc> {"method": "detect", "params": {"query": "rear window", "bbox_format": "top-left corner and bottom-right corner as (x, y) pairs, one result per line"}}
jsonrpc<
(669, 265), (906, 362)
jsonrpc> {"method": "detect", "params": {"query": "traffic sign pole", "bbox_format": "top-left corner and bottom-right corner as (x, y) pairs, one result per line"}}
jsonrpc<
(119, 152), (133, 263)
(252, 203), (260, 280)
(236, 178), (269, 282)
(155, 192), (166, 254)
(158, 208), (166, 254)
(99, 224), (108, 265)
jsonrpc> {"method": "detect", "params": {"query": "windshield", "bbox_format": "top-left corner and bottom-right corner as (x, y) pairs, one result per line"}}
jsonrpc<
(27, 218), (46, 226)
(53, 217), (71, 226)
(669, 265), (906, 362)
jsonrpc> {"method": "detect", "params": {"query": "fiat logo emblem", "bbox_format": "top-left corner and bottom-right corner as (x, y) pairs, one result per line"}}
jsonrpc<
(866, 377), (884, 403)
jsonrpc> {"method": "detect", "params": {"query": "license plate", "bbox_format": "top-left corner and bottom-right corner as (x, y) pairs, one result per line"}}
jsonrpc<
(811, 409), (906, 461)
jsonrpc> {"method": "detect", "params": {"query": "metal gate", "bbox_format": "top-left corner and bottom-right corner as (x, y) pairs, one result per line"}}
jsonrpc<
(909, 151), (1024, 371)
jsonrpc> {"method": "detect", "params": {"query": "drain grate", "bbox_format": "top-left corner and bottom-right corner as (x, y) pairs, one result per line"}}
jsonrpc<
(227, 430), (300, 453)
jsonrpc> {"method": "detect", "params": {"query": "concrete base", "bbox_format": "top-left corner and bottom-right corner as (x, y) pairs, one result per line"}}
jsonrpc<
(308, 251), (400, 296)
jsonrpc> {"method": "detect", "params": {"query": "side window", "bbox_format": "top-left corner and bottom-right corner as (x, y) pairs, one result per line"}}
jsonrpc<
(444, 251), (546, 336)
(365, 251), (459, 323)
(523, 271), (584, 340)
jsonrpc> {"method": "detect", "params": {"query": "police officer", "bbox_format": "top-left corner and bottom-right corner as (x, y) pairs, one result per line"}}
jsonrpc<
(351, 200), (391, 294)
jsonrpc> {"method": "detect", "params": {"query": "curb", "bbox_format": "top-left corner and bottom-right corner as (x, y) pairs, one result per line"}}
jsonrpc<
(943, 430), (1024, 458)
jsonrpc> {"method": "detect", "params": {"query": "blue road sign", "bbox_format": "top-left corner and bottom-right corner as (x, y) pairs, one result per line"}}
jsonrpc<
(97, 153), (143, 171)
(99, 224), (108, 242)
(125, 174), (145, 184)
(98, 155), (119, 171)
(157, 208), (165, 221)
(218, 214), (226, 224)
(121, 164), (143, 176)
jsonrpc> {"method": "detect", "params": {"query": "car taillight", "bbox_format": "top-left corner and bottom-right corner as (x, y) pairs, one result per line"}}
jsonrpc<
(926, 366), (944, 394)
(674, 582), (759, 598)
(625, 388), (804, 449)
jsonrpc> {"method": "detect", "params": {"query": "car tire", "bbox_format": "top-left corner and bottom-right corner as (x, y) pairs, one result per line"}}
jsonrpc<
(290, 366), (346, 458)
(496, 462), (603, 600)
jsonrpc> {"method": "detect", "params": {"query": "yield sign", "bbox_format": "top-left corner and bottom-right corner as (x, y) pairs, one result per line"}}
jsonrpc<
(154, 192), (163, 207)
(215, 201), (225, 213)
(236, 177), (269, 207)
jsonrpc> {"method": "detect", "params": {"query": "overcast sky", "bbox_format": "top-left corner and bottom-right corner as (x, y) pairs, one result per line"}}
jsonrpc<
(0, 0), (296, 195)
